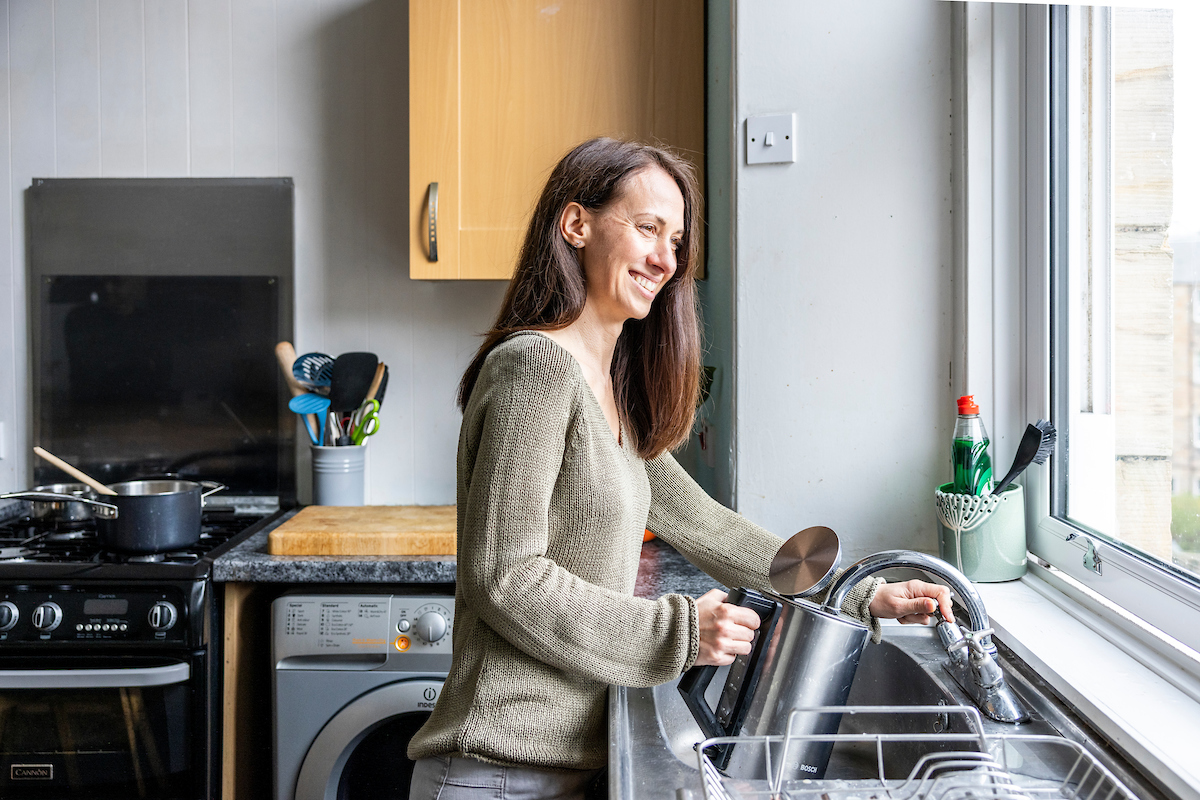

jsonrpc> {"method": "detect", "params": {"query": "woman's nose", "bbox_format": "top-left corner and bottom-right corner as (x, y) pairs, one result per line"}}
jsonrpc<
(648, 239), (676, 275)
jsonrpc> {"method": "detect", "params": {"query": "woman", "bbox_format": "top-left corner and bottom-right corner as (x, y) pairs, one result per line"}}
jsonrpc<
(407, 138), (952, 800)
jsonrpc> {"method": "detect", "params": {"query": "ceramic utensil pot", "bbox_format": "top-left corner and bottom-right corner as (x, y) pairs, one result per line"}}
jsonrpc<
(96, 479), (226, 554)
(0, 484), (117, 523)
(679, 550), (972, 783)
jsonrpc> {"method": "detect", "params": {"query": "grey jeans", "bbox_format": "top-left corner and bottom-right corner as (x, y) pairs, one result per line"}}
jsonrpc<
(409, 755), (603, 800)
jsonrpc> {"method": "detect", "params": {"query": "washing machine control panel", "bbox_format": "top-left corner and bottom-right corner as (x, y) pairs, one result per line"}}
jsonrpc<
(273, 594), (454, 664)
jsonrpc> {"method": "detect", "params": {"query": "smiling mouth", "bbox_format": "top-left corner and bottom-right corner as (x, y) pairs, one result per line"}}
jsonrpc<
(631, 273), (657, 295)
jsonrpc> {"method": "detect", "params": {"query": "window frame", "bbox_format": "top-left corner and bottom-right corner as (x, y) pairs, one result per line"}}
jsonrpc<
(1020, 6), (1200, 657)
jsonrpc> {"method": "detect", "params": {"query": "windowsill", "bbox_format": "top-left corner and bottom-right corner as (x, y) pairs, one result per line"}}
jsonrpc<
(973, 573), (1200, 800)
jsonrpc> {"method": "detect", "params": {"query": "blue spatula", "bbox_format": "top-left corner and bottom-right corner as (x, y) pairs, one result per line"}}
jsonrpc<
(289, 393), (331, 446)
(293, 352), (335, 390)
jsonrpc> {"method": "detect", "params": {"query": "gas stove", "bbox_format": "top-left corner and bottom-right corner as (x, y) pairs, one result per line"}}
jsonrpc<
(0, 505), (276, 581)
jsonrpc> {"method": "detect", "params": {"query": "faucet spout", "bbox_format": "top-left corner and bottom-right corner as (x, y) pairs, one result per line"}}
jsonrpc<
(825, 550), (992, 642)
(823, 550), (1029, 724)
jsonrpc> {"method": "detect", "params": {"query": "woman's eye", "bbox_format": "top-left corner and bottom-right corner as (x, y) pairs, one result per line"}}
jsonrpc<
(640, 224), (656, 235)
(670, 239), (681, 251)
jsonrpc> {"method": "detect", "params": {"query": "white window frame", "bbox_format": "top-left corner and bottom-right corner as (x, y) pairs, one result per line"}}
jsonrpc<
(959, 4), (1200, 665)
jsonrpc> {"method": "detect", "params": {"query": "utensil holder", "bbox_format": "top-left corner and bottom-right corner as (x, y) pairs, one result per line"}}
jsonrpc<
(311, 444), (366, 506)
(935, 483), (1026, 582)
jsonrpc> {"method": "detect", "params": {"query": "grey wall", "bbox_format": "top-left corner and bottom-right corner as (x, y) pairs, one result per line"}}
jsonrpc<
(0, 0), (958, 534)
(733, 0), (955, 559)
(0, 0), (507, 503)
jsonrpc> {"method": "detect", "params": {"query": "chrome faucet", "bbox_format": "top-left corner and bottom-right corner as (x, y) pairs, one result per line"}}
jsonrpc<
(824, 550), (1029, 724)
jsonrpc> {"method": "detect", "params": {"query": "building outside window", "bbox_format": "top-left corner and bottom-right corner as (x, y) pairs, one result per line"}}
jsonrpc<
(1045, 4), (1200, 632)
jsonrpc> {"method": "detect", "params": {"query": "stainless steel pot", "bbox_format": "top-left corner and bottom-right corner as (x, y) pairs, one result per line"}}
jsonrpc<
(0, 483), (117, 522)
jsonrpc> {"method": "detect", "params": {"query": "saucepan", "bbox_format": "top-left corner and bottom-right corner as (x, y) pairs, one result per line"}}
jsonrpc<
(97, 479), (227, 553)
(2, 479), (226, 554)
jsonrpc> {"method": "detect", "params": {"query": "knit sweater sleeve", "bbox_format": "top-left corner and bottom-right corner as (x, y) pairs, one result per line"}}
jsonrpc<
(457, 339), (698, 687)
(645, 452), (884, 638)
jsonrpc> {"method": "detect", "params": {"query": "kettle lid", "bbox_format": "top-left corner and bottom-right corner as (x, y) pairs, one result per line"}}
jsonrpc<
(768, 526), (841, 598)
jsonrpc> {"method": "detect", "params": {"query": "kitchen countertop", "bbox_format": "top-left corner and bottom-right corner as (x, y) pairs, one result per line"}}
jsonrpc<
(213, 508), (456, 583)
(214, 508), (722, 597)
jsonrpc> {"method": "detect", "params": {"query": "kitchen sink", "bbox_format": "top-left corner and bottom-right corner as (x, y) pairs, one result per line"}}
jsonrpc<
(609, 623), (1161, 800)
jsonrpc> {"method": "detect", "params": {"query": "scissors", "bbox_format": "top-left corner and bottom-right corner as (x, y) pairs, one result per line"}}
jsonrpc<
(350, 399), (381, 445)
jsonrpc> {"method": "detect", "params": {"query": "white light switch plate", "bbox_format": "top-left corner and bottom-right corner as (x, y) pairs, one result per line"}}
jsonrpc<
(746, 113), (796, 165)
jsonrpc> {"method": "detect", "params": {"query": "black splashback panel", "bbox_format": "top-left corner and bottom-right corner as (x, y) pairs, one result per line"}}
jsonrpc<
(28, 178), (295, 500)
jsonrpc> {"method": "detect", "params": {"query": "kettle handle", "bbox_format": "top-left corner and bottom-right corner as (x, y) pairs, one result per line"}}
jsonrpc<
(678, 587), (781, 743)
(678, 664), (724, 741)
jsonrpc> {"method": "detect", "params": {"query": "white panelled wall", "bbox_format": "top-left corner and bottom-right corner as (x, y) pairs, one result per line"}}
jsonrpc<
(733, 0), (955, 559)
(0, 0), (507, 503)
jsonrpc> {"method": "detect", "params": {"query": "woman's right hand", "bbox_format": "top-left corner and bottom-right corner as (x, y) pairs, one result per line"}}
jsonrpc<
(694, 589), (761, 667)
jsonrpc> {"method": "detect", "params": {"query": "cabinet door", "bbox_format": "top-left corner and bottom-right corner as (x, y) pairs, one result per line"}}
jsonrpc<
(410, 0), (704, 280)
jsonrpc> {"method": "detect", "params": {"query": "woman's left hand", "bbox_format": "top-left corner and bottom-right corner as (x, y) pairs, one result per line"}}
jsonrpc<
(867, 580), (954, 625)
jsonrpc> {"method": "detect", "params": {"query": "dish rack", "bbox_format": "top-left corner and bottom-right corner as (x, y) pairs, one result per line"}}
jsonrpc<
(695, 706), (1138, 800)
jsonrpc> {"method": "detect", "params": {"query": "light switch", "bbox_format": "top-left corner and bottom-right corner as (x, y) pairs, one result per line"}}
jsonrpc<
(746, 113), (796, 165)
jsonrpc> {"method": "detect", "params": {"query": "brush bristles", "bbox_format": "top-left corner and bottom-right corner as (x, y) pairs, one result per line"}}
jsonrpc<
(1031, 418), (1057, 464)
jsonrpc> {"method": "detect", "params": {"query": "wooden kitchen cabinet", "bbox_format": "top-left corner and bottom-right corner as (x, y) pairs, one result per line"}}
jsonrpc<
(409, 0), (705, 280)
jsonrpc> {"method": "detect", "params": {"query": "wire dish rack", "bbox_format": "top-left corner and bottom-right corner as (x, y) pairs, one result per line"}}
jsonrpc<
(695, 706), (1138, 800)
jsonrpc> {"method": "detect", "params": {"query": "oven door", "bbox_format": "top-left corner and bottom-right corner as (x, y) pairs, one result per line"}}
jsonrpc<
(0, 656), (195, 799)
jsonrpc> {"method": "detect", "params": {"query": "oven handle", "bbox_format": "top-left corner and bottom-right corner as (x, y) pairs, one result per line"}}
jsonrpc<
(0, 662), (190, 689)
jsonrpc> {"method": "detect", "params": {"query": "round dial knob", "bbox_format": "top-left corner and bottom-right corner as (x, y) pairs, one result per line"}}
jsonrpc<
(414, 611), (447, 643)
(0, 601), (18, 632)
(148, 602), (178, 631)
(32, 602), (63, 632)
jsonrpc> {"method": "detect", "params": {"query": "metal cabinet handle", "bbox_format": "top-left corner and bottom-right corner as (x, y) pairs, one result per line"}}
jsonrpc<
(427, 182), (439, 262)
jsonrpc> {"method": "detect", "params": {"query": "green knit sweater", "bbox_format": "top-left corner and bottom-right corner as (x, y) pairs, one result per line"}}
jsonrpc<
(406, 332), (881, 771)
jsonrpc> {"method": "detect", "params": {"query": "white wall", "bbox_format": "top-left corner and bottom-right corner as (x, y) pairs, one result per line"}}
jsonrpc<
(734, 0), (955, 559)
(0, 0), (507, 503)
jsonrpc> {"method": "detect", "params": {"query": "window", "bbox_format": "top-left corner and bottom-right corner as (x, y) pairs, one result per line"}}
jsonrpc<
(1036, 4), (1200, 654)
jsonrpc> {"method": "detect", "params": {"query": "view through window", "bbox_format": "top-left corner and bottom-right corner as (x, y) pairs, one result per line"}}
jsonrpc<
(1062, 5), (1200, 583)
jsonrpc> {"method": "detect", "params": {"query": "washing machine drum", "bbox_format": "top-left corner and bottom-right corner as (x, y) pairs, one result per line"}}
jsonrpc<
(295, 679), (442, 800)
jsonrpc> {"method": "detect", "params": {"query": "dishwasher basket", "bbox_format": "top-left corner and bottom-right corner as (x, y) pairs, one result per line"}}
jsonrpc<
(695, 705), (1138, 800)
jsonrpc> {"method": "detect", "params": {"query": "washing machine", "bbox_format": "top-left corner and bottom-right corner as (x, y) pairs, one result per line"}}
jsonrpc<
(272, 592), (454, 800)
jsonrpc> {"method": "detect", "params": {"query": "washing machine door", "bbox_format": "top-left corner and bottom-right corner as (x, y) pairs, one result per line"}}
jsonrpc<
(294, 679), (442, 800)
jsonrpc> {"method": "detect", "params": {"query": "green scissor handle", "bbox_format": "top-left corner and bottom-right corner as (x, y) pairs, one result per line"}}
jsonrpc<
(350, 399), (381, 446)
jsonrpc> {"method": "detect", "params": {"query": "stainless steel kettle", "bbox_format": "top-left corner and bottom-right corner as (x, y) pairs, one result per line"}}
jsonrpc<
(678, 549), (991, 782)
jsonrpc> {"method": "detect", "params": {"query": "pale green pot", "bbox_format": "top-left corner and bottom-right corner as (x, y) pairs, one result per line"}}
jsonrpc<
(936, 482), (1027, 583)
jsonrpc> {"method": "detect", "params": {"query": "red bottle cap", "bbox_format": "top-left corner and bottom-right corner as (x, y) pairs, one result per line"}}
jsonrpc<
(957, 395), (979, 415)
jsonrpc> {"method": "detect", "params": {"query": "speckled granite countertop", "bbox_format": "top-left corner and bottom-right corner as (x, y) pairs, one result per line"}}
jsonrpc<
(213, 509), (722, 598)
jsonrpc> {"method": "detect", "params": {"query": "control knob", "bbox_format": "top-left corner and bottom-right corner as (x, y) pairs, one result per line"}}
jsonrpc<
(0, 601), (18, 631)
(414, 611), (447, 643)
(148, 602), (178, 631)
(32, 602), (63, 632)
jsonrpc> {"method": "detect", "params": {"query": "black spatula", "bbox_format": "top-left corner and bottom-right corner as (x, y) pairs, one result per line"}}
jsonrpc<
(328, 352), (379, 413)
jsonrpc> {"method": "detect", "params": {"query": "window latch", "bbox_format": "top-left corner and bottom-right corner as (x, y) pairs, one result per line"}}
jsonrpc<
(1066, 533), (1103, 576)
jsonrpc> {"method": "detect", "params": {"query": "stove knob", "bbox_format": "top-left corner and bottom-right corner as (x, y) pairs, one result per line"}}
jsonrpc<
(0, 601), (18, 631)
(148, 602), (178, 631)
(32, 602), (63, 632)
(414, 611), (447, 644)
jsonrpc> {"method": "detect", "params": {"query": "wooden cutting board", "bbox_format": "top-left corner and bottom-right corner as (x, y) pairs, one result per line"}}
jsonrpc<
(267, 505), (457, 556)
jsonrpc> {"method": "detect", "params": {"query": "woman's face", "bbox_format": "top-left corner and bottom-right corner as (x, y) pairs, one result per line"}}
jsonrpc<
(567, 166), (685, 325)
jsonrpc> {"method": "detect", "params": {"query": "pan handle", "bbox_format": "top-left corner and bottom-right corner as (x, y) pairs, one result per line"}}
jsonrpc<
(199, 481), (227, 502)
(0, 492), (118, 519)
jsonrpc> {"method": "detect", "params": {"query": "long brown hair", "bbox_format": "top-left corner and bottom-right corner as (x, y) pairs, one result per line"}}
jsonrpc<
(458, 137), (702, 460)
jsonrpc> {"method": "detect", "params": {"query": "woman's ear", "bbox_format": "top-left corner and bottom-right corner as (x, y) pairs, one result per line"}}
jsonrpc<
(559, 202), (588, 249)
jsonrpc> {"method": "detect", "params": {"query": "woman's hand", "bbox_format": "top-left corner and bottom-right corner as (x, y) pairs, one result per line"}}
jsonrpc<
(867, 580), (955, 625)
(693, 589), (761, 667)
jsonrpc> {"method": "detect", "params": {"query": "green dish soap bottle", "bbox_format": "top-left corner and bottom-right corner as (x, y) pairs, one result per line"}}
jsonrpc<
(953, 395), (994, 495)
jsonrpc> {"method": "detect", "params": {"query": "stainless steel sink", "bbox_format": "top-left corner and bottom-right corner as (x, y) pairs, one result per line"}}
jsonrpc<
(608, 624), (1160, 800)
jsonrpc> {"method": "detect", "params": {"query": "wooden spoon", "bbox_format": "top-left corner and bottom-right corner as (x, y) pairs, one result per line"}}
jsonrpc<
(275, 341), (319, 443)
(32, 446), (117, 496)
